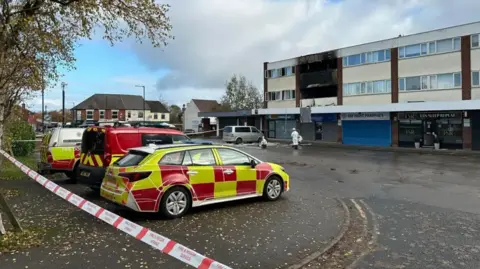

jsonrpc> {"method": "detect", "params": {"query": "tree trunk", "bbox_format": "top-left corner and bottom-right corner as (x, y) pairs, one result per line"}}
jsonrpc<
(0, 105), (4, 168)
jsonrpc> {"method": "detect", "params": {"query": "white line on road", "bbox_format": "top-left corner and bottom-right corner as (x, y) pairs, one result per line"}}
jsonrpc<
(351, 199), (366, 219)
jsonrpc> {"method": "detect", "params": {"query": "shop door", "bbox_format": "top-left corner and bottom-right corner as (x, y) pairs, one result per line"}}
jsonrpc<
(268, 121), (276, 138)
(322, 122), (338, 142)
(342, 120), (392, 147)
(472, 111), (480, 150)
(315, 122), (323, 140)
(275, 120), (296, 139)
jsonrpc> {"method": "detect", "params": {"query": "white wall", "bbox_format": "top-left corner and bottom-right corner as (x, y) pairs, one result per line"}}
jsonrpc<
(472, 49), (480, 70)
(399, 89), (462, 103)
(146, 111), (170, 122)
(343, 62), (391, 83)
(343, 94), (391, 105)
(398, 52), (461, 77)
(267, 76), (295, 91)
(268, 100), (296, 108)
(267, 58), (297, 70)
(471, 89), (480, 99)
(183, 100), (200, 131)
(126, 110), (144, 121)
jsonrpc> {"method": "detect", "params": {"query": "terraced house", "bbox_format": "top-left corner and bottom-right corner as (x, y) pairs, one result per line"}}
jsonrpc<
(254, 21), (480, 150)
(72, 94), (170, 124)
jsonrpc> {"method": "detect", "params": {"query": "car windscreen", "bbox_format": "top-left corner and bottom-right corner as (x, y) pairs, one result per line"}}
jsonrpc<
(81, 130), (105, 154)
(113, 150), (150, 167)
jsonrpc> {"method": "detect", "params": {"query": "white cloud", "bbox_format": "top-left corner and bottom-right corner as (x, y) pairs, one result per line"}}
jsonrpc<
(128, 0), (479, 105)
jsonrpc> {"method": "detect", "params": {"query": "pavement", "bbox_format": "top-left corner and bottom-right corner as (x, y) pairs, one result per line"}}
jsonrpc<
(2, 143), (480, 268)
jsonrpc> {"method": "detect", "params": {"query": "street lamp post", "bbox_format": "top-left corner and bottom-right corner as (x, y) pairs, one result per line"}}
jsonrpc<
(41, 88), (45, 132)
(135, 85), (146, 125)
(61, 82), (67, 127)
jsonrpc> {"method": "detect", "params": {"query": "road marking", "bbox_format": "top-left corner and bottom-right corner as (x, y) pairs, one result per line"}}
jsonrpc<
(350, 199), (366, 219)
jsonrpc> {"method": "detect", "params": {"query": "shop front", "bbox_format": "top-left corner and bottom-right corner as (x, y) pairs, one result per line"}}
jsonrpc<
(267, 114), (297, 139)
(398, 111), (463, 149)
(341, 112), (392, 147)
(311, 113), (337, 142)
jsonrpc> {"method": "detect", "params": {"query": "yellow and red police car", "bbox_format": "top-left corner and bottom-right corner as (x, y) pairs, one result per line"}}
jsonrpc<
(100, 144), (290, 218)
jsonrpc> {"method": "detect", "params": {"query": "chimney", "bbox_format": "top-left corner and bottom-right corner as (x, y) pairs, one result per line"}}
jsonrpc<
(22, 103), (28, 120)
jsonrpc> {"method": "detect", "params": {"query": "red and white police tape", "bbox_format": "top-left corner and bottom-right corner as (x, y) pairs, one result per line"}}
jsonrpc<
(0, 149), (232, 269)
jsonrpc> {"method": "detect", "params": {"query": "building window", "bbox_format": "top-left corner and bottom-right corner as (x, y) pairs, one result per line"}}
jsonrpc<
(154, 113), (158, 119)
(86, 110), (93, 120)
(161, 114), (166, 120)
(399, 72), (462, 91)
(127, 112), (131, 118)
(266, 90), (295, 101)
(343, 79), (391, 96)
(76, 110), (81, 121)
(265, 66), (295, 78)
(343, 49), (391, 67)
(472, 71), (480, 86)
(112, 110), (119, 120)
(399, 37), (461, 59)
(138, 111), (144, 119)
(472, 34), (479, 48)
(99, 110), (105, 120)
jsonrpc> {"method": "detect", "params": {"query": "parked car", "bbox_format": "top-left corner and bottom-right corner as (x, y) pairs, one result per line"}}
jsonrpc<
(37, 127), (85, 181)
(222, 126), (263, 144)
(100, 144), (290, 218)
(76, 126), (191, 190)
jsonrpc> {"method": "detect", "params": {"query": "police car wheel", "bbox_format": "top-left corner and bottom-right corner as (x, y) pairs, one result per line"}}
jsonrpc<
(263, 176), (283, 201)
(160, 186), (191, 219)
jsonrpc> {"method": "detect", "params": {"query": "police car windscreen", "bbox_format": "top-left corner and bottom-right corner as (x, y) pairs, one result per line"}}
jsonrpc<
(81, 130), (105, 154)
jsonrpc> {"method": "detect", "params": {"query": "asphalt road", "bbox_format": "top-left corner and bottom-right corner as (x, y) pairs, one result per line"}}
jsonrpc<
(236, 144), (480, 268)
(0, 153), (344, 269)
(2, 144), (480, 268)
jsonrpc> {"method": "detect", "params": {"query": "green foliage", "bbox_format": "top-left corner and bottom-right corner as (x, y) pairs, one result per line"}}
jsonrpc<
(220, 75), (263, 110)
(0, 155), (36, 180)
(4, 119), (35, 157)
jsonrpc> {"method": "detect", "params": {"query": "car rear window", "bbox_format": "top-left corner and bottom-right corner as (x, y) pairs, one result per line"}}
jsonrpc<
(81, 129), (105, 154)
(113, 151), (150, 167)
(224, 126), (232, 133)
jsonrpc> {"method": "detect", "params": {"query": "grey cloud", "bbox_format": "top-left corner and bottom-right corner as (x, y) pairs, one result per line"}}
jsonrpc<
(130, 0), (479, 103)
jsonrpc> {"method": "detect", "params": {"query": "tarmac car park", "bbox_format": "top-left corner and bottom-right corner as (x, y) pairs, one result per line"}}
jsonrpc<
(100, 144), (290, 218)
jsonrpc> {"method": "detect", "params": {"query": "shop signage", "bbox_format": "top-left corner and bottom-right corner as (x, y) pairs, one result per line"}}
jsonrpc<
(268, 114), (295, 120)
(311, 113), (337, 122)
(398, 111), (462, 120)
(341, 112), (389, 121)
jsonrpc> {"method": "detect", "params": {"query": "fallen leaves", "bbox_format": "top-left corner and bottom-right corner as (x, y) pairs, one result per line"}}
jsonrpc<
(0, 228), (45, 253)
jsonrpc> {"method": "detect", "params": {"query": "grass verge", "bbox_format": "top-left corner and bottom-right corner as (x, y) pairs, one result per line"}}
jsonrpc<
(0, 155), (36, 180)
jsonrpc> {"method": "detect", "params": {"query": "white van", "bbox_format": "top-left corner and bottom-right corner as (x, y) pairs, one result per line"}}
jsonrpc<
(38, 127), (85, 181)
(222, 126), (263, 144)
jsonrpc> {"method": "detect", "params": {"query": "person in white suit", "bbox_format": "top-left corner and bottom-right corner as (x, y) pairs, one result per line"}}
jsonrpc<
(291, 128), (300, 150)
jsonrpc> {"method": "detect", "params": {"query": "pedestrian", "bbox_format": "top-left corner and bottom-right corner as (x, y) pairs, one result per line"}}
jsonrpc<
(259, 136), (268, 149)
(291, 128), (300, 150)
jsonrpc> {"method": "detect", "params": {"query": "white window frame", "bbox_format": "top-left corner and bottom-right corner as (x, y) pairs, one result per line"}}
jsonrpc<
(76, 110), (81, 121)
(343, 79), (391, 96)
(99, 110), (105, 120)
(399, 72), (462, 91)
(472, 71), (480, 86)
(86, 109), (94, 120)
(399, 37), (461, 59)
(111, 110), (119, 120)
(471, 34), (479, 48)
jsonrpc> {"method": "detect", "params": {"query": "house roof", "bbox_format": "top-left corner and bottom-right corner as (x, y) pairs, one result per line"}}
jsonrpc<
(146, 100), (169, 113)
(72, 94), (149, 110)
(192, 99), (220, 112)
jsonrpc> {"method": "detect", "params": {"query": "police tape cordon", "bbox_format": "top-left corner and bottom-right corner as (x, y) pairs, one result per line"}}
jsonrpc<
(0, 149), (232, 269)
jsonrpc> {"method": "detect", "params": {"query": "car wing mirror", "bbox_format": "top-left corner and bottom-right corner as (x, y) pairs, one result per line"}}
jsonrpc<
(250, 159), (257, 168)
